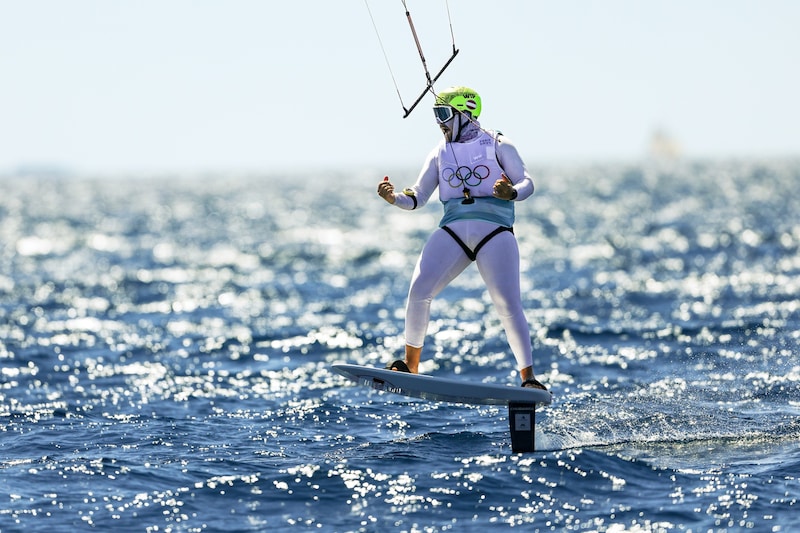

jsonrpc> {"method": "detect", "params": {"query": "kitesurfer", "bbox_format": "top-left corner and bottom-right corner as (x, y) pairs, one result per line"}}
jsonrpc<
(377, 86), (547, 391)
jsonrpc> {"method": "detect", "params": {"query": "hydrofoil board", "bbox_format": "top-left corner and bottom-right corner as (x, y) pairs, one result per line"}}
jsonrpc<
(332, 363), (551, 406)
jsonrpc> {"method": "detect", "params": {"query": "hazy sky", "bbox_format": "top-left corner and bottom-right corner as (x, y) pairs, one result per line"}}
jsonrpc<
(2, 1), (798, 175)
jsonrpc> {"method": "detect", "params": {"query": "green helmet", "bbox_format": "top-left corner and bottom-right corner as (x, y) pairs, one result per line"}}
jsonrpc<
(435, 86), (481, 119)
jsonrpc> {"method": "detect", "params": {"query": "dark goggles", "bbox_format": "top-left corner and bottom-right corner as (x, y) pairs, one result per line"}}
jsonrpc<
(433, 105), (455, 124)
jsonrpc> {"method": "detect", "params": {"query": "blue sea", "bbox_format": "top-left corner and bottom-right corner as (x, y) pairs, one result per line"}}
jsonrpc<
(2, 158), (799, 532)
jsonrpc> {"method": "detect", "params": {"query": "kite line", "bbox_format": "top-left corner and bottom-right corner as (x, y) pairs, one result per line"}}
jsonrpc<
(363, 0), (459, 118)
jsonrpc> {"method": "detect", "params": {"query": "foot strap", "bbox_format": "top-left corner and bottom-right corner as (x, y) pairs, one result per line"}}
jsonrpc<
(385, 360), (411, 372)
(521, 378), (547, 391)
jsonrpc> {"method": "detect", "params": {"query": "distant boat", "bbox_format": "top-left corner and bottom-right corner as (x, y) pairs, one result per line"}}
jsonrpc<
(648, 128), (682, 160)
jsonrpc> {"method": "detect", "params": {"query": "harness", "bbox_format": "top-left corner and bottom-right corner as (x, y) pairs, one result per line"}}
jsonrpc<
(441, 225), (514, 261)
(433, 130), (517, 261)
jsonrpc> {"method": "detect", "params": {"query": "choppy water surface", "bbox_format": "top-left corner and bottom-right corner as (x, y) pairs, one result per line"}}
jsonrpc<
(1, 159), (799, 532)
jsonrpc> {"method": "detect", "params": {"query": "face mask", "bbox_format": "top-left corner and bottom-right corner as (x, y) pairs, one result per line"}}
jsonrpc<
(438, 112), (466, 142)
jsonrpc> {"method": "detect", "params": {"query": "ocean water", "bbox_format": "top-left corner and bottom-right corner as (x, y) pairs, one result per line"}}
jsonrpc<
(1, 159), (799, 532)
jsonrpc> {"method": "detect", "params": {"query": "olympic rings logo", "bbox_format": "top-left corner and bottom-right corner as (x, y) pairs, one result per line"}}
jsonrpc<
(441, 165), (491, 189)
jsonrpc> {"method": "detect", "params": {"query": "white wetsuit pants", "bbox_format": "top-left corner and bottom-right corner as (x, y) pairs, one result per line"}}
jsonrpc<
(404, 219), (534, 370)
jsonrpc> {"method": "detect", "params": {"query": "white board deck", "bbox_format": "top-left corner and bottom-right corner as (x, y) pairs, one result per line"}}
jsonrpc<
(332, 363), (551, 406)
